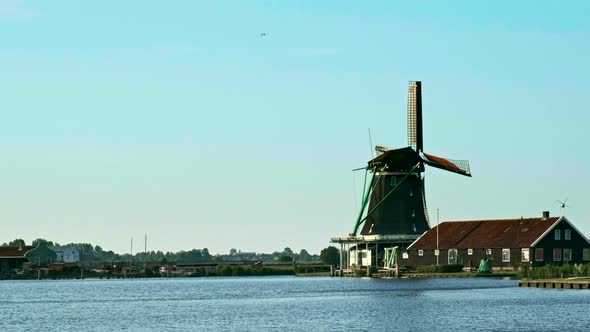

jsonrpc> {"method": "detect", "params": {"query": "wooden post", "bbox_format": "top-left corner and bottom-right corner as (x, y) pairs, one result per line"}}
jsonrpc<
(339, 243), (343, 273)
(366, 242), (370, 277)
(395, 249), (399, 278)
(347, 244), (350, 270)
(375, 243), (379, 269)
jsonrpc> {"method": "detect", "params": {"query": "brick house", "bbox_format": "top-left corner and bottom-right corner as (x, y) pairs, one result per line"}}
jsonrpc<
(404, 212), (590, 270)
(0, 245), (34, 273)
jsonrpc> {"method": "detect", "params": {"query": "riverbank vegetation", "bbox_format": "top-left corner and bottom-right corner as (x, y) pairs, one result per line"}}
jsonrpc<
(416, 264), (464, 273)
(2, 238), (324, 264)
(520, 264), (590, 279)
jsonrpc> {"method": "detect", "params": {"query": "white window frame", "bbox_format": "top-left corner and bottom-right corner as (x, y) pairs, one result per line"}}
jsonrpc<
(467, 249), (473, 256)
(418, 250), (423, 256)
(564, 248), (572, 262)
(486, 248), (492, 256)
(448, 249), (459, 265)
(565, 229), (571, 241)
(434, 249), (440, 256)
(553, 248), (562, 262)
(402, 252), (409, 259)
(502, 249), (510, 263)
(535, 248), (544, 262)
(555, 229), (561, 240)
(521, 248), (530, 263)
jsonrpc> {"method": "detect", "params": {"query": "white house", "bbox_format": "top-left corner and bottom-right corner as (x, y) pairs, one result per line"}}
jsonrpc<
(52, 246), (81, 263)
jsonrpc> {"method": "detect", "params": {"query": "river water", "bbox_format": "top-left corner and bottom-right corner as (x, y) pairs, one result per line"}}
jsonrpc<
(0, 276), (589, 331)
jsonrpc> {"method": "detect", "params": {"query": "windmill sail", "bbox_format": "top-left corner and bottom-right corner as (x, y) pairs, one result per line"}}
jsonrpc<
(407, 81), (423, 152)
(422, 152), (471, 177)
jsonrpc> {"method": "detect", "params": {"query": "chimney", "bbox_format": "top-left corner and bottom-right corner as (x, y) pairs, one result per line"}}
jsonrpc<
(18, 241), (23, 251)
(542, 211), (550, 220)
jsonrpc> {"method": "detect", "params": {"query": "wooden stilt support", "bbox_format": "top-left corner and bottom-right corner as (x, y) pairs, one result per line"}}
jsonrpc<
(375, 243), (379, 269)
(339, 243), (343, 276)
(366, 242), (370, 277)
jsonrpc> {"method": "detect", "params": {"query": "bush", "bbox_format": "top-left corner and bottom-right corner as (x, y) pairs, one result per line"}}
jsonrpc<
(439, 264), (464, 273)
(278, 255), (294, 263)
(417, 265), (438, 273)
(231, 265), (250, 276)
(523, 264), (582, 279)
(216, 265), (233, 276)
(354, 269), (366, 277)
(215, 264), (295, 277)
(520, 265), (530, 278)
(560, 264), (574, 278)
(320, 246), (340, 266)
(261, 267), (294, 276)
(294, 265), (330, 274)
(416, 264), (464, 273)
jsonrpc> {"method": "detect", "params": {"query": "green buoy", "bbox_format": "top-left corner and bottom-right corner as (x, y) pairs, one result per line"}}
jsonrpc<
(478, 258), (491, 273)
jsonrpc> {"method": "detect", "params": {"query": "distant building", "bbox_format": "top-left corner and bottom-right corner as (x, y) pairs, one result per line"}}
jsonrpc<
(405, 212), (590, 270)
(52, 245), (80, 263)
(0, 245), (33, 273)
(24, 242), (57, 267)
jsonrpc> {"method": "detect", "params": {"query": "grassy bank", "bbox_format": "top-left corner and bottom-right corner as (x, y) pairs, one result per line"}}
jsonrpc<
(520, 264), (590, 280)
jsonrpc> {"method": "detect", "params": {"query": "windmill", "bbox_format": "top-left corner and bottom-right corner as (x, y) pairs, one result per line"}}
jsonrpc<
(351, 81), (472, 241)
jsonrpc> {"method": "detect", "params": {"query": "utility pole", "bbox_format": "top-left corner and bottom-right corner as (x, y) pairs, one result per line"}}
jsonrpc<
(436, 208), (440, 266)
(129, 237), (133, 278)
(144, 234), (147, 272)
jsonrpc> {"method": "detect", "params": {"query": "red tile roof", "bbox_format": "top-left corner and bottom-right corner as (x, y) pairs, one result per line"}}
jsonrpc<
(409, 217), (559, 250)
(0, 246), (34, 258)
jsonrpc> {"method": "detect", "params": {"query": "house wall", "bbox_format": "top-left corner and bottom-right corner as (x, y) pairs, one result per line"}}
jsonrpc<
(481, 248), (527, 270)
(63, 247), (80, 263)
(0, 258), (27, 273)
(349, 249), (371, 266)
(404, 247), (528, 270)
(400, 249), (443, 268)
(532, 219), (590, 266)
(52, 246), (80, 263)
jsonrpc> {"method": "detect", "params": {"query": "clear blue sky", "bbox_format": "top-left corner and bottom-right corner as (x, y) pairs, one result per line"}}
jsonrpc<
(1, 1), (589, 255)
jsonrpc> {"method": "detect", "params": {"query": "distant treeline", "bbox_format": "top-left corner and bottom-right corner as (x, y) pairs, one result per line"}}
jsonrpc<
(2, 238), (325, 264)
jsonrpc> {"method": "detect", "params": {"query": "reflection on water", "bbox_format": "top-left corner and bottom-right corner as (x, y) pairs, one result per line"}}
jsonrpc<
(0, 276), (589, 331)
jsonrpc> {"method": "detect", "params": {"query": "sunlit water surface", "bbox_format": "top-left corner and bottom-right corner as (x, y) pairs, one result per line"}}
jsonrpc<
(1, 276), (589, 331)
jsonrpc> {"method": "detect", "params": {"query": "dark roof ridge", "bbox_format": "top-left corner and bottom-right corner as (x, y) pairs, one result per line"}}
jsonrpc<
(441, 216), (559, 224)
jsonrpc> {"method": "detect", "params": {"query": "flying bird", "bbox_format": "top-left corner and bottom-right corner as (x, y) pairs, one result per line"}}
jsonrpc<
(260, 33), (267, 37)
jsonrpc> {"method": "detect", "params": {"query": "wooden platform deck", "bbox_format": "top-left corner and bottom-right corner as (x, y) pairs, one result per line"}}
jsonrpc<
(519, 279), (590, 289)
